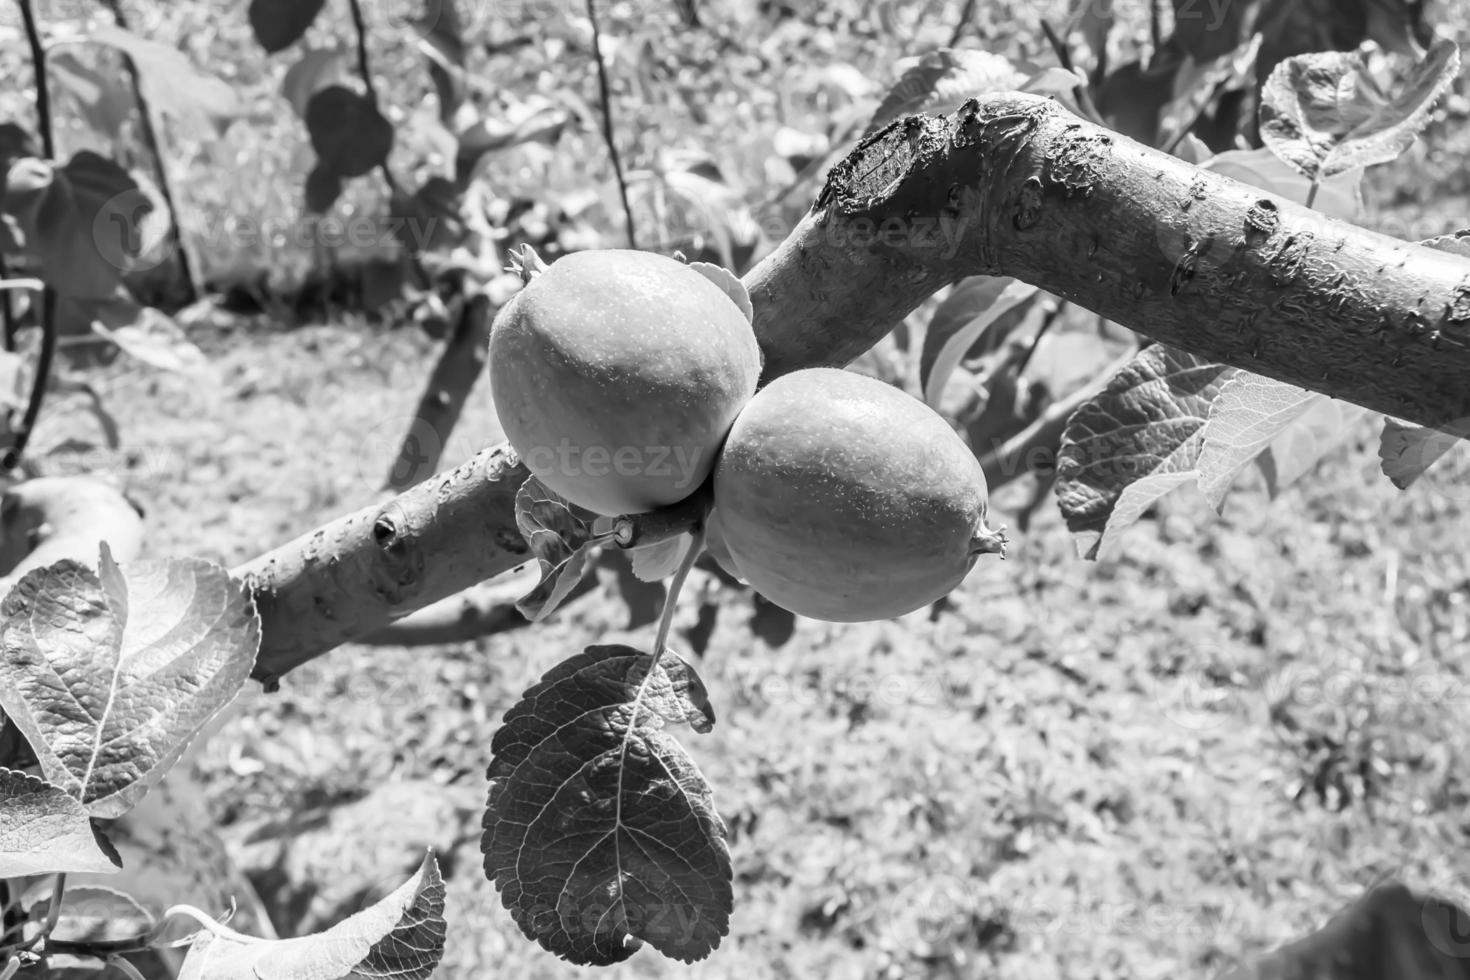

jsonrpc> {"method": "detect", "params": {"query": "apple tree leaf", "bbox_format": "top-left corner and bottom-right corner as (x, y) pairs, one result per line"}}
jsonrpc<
(305, 86), (394, 178)
(281, 46), (352, 120)
(514, 476), (603, 622)
(2, 152), (149, 299)
(1201, 147), (1364, 220)
(1217, 881), (1470, 980)
(0, 546), (261, 818)
(629, 533), (692, 583)
(1259, 38), (1460, 181)
(0, 767), (121, 878)
(1196, 376), (1370, 510)
(481, 644), (732, 965)
(1378, 417), (1469, 491)
(687, 262), (753, 324)
(1055, 345), (1240, 559)
(176, 851), (446, 979)
(248, 0), (327, 55)
(44, 885), (157, 952)
(865, 48), (1026, 135)
(85, 26), (240, 129)
(919, 276), (1039, 408)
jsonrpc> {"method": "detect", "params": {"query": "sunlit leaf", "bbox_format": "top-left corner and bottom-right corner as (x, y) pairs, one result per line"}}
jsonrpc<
(514, 476), (603, 621)
(687, 262), (753, 324)
(629, 533), (692, 583)
(1259, 38), (1461, 180)
(865, 48), (1026, 135)
(0, 547), (261, 817)
(177, 851), (446, 979)
(1056, 345), (1240, 559)
(0, 767), (121, 878)
(85, 26), (240, 129)
(481, 645), (731, 965)
(1197, 375), (1369, 509)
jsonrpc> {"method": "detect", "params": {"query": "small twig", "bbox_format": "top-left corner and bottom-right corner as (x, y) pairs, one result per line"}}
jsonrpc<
(102, 0), (198, 304)
(651, 524), (705, 664)
(0, 257), (17, 353)
(1039, 19), (1107, 127)
(1150, 0), (1165, 59)
(1012, 299), (1066, 379)
(346, 0), (401, 198)
(9, 0), (56, 471)
(947, 0), (976, 47)
(18, 0), (53, 159)
(585, 0), (637, 249)
(0, 956), (17, 980)
(5, 291), (54, 470)
(1040, 19), (1073, 72)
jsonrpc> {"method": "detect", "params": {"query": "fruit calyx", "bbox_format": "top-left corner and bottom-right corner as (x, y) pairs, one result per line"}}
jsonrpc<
(506, 243), (549, 283)
(970, 522), (1009, 559)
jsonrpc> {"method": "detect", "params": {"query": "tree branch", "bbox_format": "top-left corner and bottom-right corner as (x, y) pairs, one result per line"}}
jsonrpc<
(239, 92), (1470, 684)
(748, 93), (1470, 427)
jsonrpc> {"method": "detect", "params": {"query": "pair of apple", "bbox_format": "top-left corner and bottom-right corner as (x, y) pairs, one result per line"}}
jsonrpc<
(488, 249), (1005, 622)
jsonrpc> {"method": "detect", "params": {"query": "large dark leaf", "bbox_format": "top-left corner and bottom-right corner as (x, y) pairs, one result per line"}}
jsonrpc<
(248, 0), (327, 54)
(482, 645), (732, 965)
(305, 86), (394, 178)
(1217, 880), (1470, 979)
(3, 152), (148, 299)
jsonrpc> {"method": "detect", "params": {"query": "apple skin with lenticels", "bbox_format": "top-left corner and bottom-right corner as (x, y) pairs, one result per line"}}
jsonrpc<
(711, 367), (1007, 622)
(488, 249), (762, 517)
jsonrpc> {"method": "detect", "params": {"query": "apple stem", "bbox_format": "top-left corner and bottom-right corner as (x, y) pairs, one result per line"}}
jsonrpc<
(650, 524), (707, 668)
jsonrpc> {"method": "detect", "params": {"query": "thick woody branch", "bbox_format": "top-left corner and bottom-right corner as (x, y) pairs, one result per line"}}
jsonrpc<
(240, 92), (1470, 683)
(748, 92), (1470, 427)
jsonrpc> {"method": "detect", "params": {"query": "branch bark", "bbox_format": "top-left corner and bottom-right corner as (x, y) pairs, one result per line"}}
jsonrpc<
(240, 92), (1470, 683)
(748, 93), (1470, 426)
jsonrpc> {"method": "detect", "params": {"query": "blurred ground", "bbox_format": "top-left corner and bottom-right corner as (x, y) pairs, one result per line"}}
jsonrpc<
(4, 2), (1470, 979)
